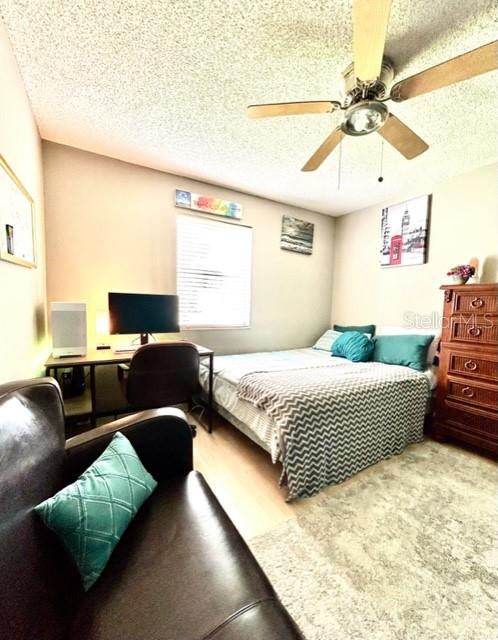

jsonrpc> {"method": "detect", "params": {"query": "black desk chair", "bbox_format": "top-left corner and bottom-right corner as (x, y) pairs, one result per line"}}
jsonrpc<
(118, 342), (201, 421)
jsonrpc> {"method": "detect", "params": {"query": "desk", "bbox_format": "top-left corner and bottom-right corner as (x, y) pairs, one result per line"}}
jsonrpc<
(45, 344), (214, 433)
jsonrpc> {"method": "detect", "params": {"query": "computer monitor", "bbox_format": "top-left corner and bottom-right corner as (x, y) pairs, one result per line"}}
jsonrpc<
(108, 292), (179, 344)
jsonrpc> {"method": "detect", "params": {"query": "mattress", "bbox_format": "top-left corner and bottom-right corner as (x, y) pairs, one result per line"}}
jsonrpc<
(200, 348), (437, 457)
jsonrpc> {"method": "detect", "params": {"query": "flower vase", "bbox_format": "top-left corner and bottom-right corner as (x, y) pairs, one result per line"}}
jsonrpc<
(451, 275), (465, 285)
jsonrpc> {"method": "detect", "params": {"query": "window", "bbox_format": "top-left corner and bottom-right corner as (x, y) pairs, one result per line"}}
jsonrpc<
(176, 214), (252, 329)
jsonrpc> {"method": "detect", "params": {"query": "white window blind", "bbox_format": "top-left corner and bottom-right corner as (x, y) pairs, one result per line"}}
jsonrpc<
(176, 214), (252, 328)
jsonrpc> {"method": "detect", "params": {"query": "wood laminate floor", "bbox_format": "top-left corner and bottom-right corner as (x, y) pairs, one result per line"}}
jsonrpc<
(192, 411), (315, 539)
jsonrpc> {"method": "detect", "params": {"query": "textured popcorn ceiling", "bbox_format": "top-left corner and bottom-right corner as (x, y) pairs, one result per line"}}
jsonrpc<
(1, 0), (497, 215)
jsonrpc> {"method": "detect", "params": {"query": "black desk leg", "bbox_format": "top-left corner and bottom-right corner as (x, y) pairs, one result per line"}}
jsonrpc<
(89, 364), (97, 427)
(208, 353), (214, 433)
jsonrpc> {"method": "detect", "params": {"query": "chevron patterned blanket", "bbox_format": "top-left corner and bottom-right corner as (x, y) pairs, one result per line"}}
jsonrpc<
(237, 361), (431, 500)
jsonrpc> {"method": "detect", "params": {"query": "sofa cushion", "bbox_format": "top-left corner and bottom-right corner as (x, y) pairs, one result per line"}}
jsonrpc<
(70, 471), (301, 640)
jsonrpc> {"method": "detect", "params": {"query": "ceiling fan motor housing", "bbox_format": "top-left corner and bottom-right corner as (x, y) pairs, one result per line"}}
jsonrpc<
(341, 100), (389, 136)
(342, 58), (394, 106)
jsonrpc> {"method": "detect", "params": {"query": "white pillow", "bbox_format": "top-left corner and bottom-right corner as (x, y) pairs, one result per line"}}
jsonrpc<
(312, 329), (342, 352)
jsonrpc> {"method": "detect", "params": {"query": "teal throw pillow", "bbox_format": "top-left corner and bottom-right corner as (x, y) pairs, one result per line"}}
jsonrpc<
(331, 331), (374, 362)
(334, 323), (376, 337)
(35, 432), (157, 591)
(372, 334), (434, 371)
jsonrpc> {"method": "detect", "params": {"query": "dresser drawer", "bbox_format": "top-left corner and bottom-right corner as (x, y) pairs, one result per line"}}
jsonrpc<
(447, 352), (498, 384)
(452, 291), (498, 315)
(446, 315), (498, 346)
(444, 400), (498, 438)
(447, 377), (498, 410)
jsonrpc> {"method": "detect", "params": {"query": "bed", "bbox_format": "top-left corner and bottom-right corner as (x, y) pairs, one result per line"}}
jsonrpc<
(199, 347), (436, 500)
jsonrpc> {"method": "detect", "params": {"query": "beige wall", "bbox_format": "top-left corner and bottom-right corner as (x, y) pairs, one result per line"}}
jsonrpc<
(331, 163), (498, 330)
(43, 142), (335, 354)
(0, 21), (47, 383)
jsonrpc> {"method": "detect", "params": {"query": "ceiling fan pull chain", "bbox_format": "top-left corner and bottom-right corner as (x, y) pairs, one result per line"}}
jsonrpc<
(337, 139), (343, 190)
(378, 138), (385, 182)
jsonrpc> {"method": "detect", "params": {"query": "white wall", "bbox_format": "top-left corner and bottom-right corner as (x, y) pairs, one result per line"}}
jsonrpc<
(0, 20), (47, 383)
(331, 163), (498, 330)
(43, 142), (335, 354)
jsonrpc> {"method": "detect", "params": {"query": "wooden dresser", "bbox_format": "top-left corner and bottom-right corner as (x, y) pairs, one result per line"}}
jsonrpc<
(434, 283), (498, 454)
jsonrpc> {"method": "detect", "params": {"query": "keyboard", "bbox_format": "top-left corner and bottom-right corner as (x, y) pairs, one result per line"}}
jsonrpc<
(113, 345), (138, 353)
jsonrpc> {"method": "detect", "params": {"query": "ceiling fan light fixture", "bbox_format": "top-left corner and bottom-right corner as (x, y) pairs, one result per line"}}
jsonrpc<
(341, 101), (388, 136)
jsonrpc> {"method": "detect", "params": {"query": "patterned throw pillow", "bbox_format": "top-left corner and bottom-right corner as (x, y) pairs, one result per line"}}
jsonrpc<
(312, 329), (342, 352)
(331, 331), (374, 362)
(35, 432), (157, 591)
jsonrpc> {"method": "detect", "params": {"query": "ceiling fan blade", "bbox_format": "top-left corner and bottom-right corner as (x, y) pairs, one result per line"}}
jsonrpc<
(247, 101), (340, 119)
(391, 40), (498, 102)
(378, 113), (428, 159)
(353, 0), (392, 82)
(301, 127), (345, 172)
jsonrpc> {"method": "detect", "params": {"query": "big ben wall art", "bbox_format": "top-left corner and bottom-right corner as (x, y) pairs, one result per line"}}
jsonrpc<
(380, 195), (431, 268)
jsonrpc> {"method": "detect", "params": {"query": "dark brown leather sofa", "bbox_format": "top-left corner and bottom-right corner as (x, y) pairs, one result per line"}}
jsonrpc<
(0, 378), (304, 640)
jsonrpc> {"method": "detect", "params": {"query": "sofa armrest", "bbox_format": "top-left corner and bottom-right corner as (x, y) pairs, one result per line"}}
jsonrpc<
(64, 408), (193, 482)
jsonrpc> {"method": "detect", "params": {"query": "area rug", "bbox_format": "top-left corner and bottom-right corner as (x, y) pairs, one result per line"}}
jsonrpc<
(248, 440), (498, 640)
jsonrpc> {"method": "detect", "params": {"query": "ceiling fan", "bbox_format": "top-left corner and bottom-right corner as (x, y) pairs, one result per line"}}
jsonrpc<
(247, 0), (498, 171)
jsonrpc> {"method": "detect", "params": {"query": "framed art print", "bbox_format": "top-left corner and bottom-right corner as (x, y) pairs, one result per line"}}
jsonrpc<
(175, 188), (242, 220)
(281, 215), (314, 255)
(0, 154), (36, 268)
(380, 194), (431, 267)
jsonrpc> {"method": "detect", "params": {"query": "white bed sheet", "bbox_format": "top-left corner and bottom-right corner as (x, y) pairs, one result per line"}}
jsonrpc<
(200, 348), (437, 454)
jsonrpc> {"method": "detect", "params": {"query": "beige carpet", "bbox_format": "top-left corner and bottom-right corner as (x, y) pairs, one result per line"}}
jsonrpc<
(248, 440), (498, 640)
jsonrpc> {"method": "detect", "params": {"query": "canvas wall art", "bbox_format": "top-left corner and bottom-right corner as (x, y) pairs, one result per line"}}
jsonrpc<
(175, 188), (242, 219)
(281, 215), (314, 255)
(380, 194), (431, 267)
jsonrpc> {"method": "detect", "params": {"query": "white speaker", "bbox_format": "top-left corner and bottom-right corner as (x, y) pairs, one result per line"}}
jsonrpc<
(51, 302), (87, 357)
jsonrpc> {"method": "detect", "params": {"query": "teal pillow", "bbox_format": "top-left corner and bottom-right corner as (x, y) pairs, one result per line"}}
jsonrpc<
(334, 323), (376, 337)
(372, 334), (434, 371)
(331, 331), (374, 362)
(35, 432), (157, 591)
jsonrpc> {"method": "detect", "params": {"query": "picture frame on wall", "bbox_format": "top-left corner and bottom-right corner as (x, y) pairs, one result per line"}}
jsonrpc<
(280, 215), (314, 255)
(380, 194), (431, 268)
(0, 154), (36, 268)
(175, 188), (242, 220)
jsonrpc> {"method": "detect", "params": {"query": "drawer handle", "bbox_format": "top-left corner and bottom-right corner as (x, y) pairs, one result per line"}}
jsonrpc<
(470, 297), (484, 308)
(464, 360), (478, 371)
(461, 386), (475, 398)
(467, 326), (482, 337)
